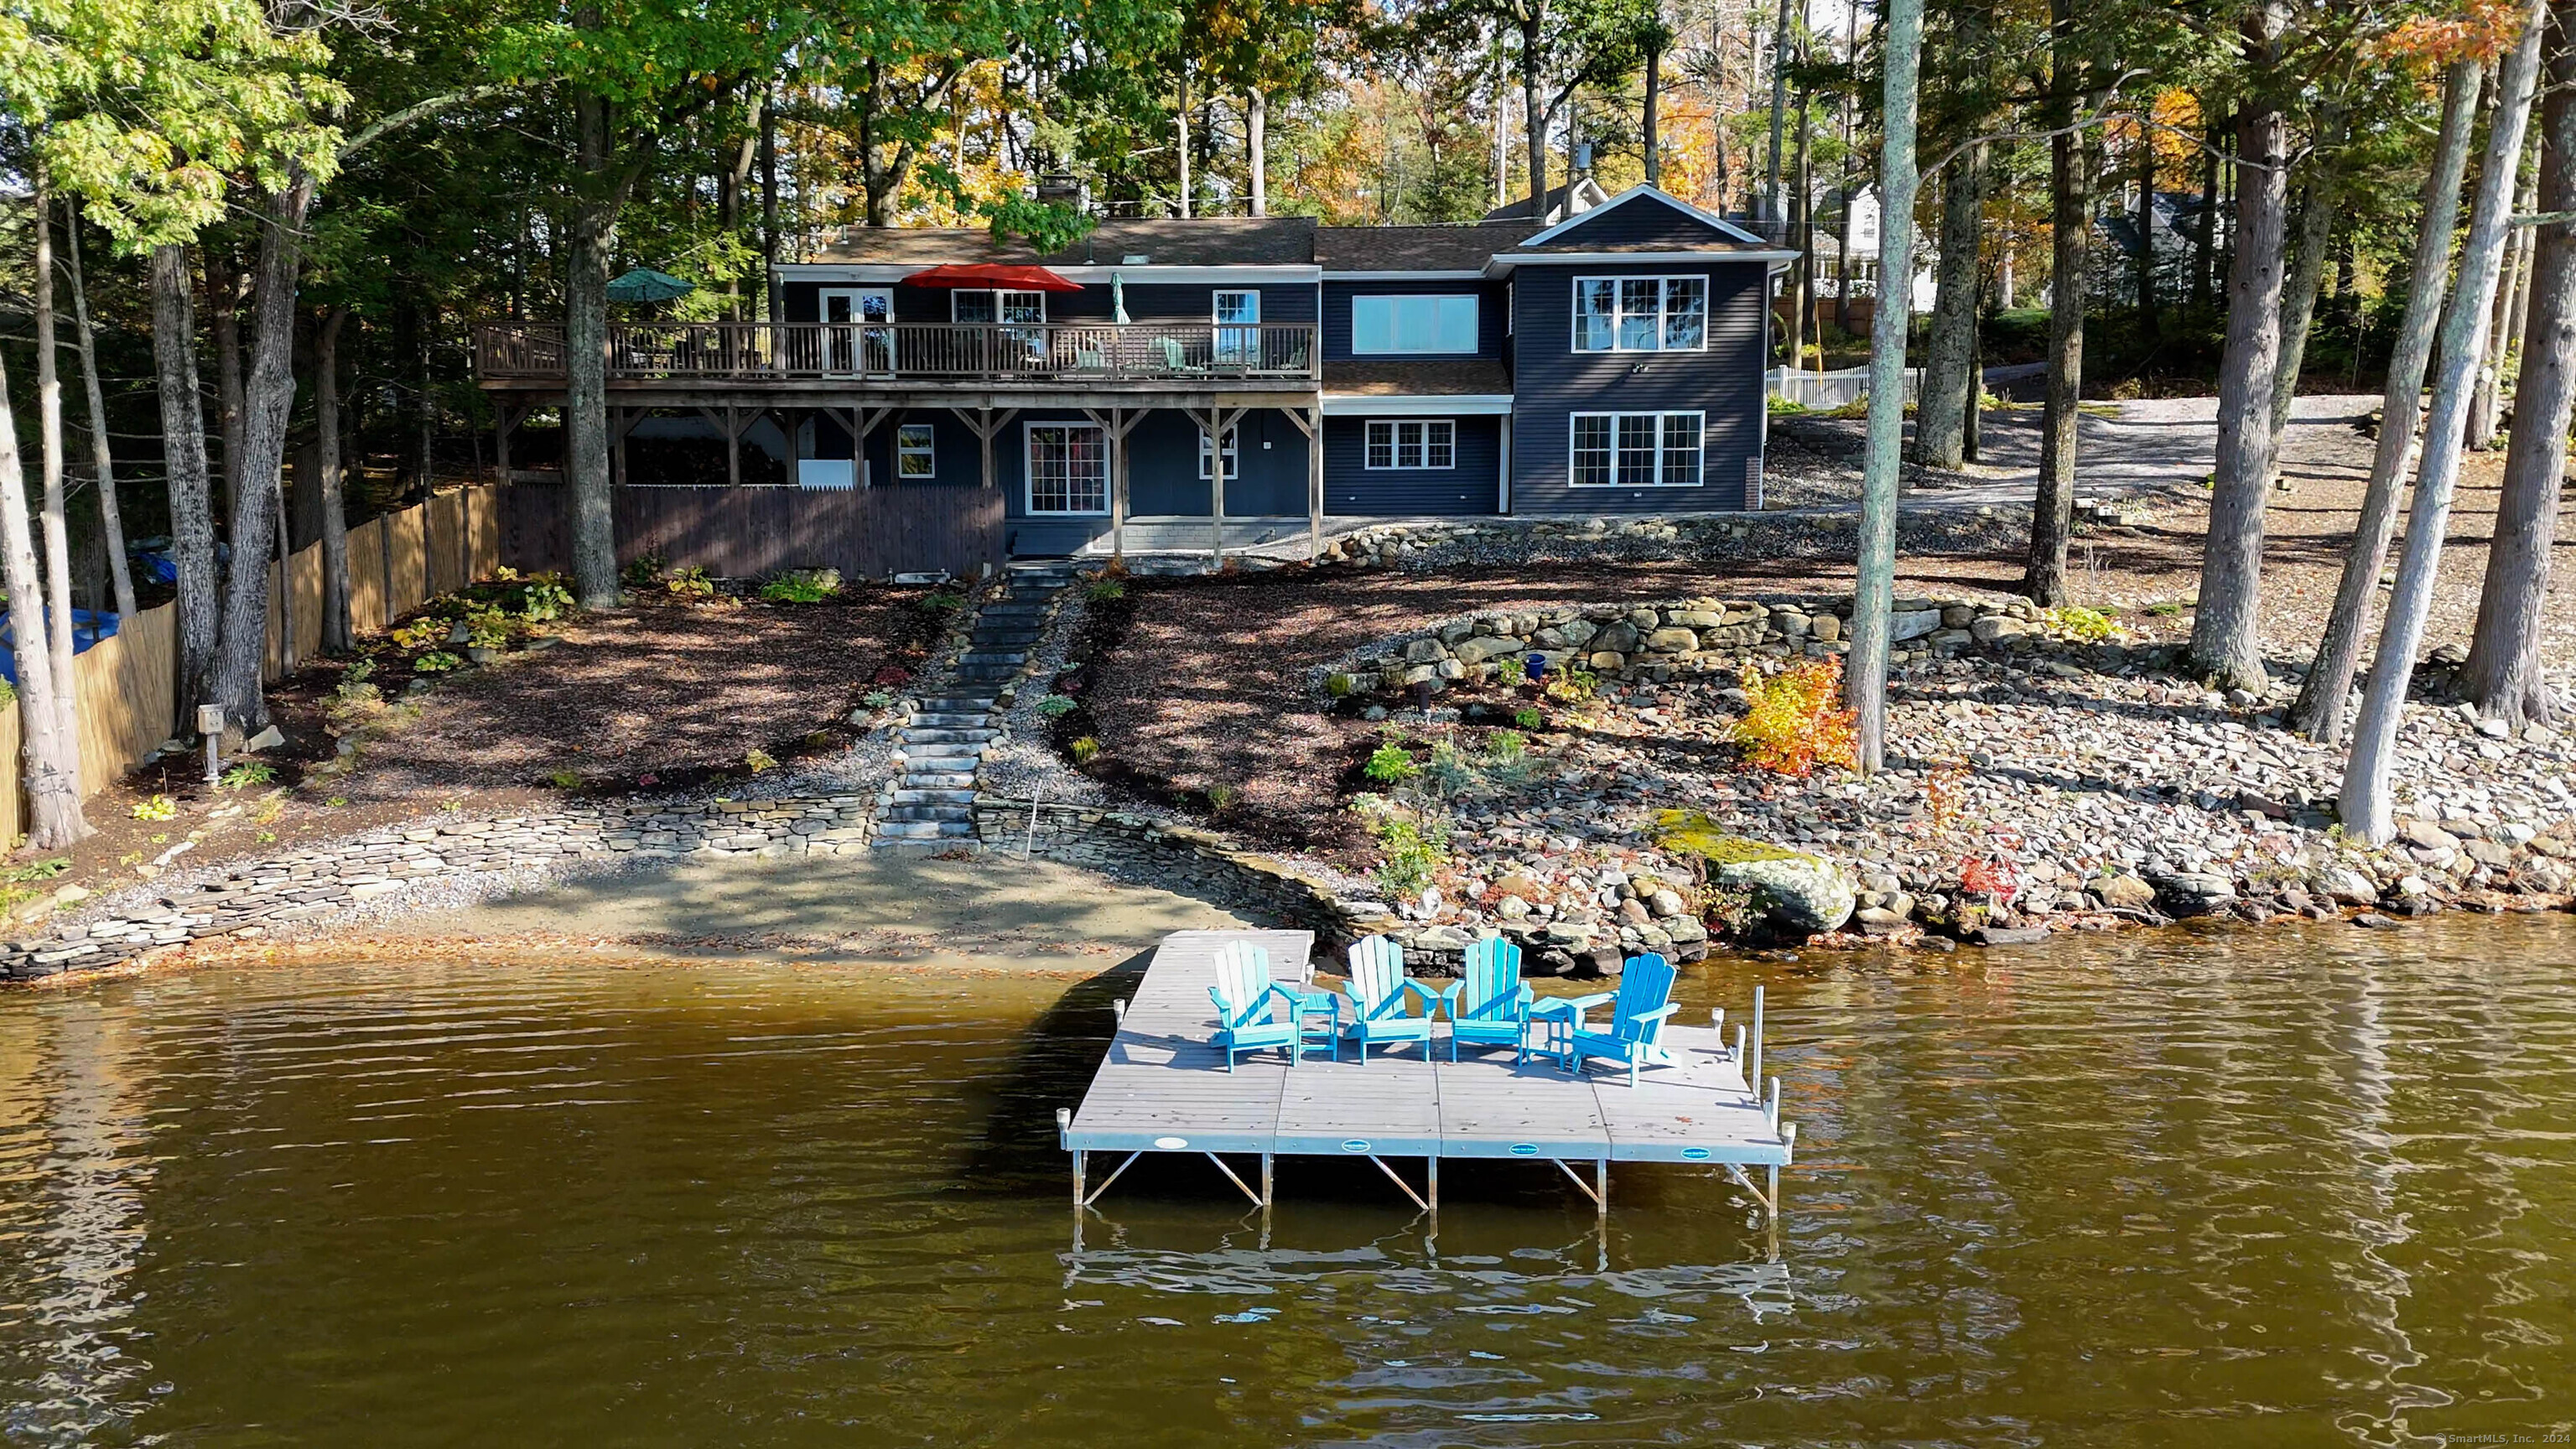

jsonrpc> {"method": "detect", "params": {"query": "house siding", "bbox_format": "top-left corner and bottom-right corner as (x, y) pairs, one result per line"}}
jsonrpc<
(1320, 280), (1508, 361)
(997, 406), (1314, 554)
(1324, 416), (1500, 516)
(1507, 260), (1767, 514)
(782, 278), (1316, 327)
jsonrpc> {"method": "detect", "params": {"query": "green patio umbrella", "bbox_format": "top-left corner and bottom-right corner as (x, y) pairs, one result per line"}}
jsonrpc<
(606, 267), (695, 303)
(1112, 271), (1130, 325)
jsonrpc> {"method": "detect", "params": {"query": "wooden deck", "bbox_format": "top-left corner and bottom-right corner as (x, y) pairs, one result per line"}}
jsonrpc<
(1058, 929), (1797, 1215)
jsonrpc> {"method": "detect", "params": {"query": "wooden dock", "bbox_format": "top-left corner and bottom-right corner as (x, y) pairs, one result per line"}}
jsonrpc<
(1057, 929), (1798, 1218)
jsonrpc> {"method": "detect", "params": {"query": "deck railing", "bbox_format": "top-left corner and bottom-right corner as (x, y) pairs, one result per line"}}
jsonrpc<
(473, 320), (1320, 384)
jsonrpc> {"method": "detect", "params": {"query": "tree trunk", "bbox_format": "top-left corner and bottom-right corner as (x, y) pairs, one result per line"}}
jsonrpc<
(211, 182), (319, 730)
(1915, 142), (1987, 469)
(2134, 128), (2158, 341)
(2268, 117), (2340, 478)
(1831, 0), (1859, 336)
(567, 90), (622, 609)
(1846, 0), (1924, 775)
(1249, 88), (1268, 216)
(1522, 13), (1550, 215)
(2289, 60), (2482, 742)
(209, 248), (247, 522)
(317, 308), (355, 652)
(2185, 10), (2293, 692)
(65, 200), (137, 621)
(2190, 108), (2220, 312)
(1789, 67), (1815, 366)
(153, 244), (221, 714)
(1643, 42), (1662, 186)
(2343, 1), (2548, 844)
(760, 87), (781, 324)
(2466, 1), (2576, 729)
(0, 356), (88, 847)
(1763, 0), (1793, 222)
(2471, 161), (2539, 448)
(2027, 0), (2090, 605)
(31, 170), (80, 748)
(1176, 63), (1194, 218)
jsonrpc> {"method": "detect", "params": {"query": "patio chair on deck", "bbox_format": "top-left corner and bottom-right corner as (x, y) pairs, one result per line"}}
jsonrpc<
(1528, 953), (1680, 1087)
(1338, 936), (1440, 1062)
(1208, 941), (1331, 1072)
(1441, 937), (1536, 1062)
(1156, 336), (1210, 376)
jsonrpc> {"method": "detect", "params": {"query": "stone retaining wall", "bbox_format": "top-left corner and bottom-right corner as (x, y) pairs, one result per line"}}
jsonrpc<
(1328, 591), (2110, 695)
(3, 795), (876, 983)
(970, 796), (1355, 941)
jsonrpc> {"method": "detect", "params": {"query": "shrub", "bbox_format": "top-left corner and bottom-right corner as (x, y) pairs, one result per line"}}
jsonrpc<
(548, 769), (583, 789)
(1363, 740), (1420, 784)
(1493, 655), (1528, 686)
(1728, 658), (1857, 777)
(761, 568), (842, 604)
(1035, 693), (1078, 718)
(1084, 578), (1127, 604)
(2038, 605), (2123, 643)
(911, 589), (966, 616)
(496, 570), (576, 621)
(132, 794), (177, 821)
(667, 565), (715, 599)
(1702, 881), (1762, 937)
(1513, 706), (1543, 730)
(622, 553), (667, 588)
(219, 761), (277, 791)
(389, 618), (444, 650)
(1207, 782), (1239, 812)
(1765, 392), (1813, 418)
(1324, 673), (1357, 699)
(1368, 811), (1452, 898)
(1422, 739), (1476, 797)
(745, 748), (777, 773)
(1069, 735), (1101, 765)
(413, 651), (463, 673)
(462, 605), (512, 651)
(861, 688), (896, 710)
(1545, 667), (1598, 704)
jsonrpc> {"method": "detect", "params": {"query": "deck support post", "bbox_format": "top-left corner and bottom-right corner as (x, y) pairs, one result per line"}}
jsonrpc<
(1207, 404), (1226, 570)
(1083, 408), (1142, 566)
(1283, 403), (1324, 561)
(494, 405), (527, 482)
(725, 406), (740, 487)
(1261, 1152), (1274, 1208)
(1597, 1159), (1610, 1222)
(1428, 1156), (1439, 1213)
(1073, 1149), (1087, 1207)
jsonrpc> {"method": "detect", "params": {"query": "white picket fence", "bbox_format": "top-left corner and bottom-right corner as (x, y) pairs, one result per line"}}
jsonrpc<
(1768, 365), (1923, 411)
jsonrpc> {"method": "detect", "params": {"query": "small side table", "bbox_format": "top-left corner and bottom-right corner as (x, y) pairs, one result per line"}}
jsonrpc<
(1288, 988), (1342, 1063)
(1520, 1000), (1576, 1071)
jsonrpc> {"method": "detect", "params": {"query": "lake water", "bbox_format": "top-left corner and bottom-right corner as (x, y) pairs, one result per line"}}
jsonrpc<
(4, 917), (2573, 1446)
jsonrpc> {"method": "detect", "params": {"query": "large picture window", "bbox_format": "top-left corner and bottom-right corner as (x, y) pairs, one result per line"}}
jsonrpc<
(1026, 423), (1107, 513)
(1572, 275), (1707, 352)
(1569, 412), (1703, 486)
(1352, 294), (1479, 354)
(1364, 419), (1457, 470)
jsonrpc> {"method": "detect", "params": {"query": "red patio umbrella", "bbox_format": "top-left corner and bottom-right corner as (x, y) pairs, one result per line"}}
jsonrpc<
(899, 262), (1083, 292)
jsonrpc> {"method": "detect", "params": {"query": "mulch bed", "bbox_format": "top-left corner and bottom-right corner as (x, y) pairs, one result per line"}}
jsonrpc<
(23, 585), (946, 913)
(1060, 564), (1927, 861)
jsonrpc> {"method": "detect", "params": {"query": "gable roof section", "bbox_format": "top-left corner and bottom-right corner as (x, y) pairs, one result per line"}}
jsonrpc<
(1481, 176), (1612, 225)
(1516, 184), (1773, 250)
(809, 216), (1318, 267)
(1316, 221), (1532, 273)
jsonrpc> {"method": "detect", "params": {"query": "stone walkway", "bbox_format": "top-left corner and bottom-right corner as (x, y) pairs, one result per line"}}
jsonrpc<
(875, 561), (1078, 846)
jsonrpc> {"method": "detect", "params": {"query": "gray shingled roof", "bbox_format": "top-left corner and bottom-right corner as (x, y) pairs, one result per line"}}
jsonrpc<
(1322, 361), (1513, 396)
(1314, 222), (1535, 271)
(808, 216), (1318, 267)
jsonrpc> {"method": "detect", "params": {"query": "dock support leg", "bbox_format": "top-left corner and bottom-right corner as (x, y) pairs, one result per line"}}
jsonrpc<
(1597, 1159), (1609, 1222)
(1261, 1153), (1274, 1208)
(1428, 1156), (1439, 1213)
(1073, 1150), (1087, 1208)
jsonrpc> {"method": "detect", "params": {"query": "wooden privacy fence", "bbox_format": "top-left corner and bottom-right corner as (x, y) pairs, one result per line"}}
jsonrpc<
(0, 486), (505, 837)
(500, 483), (1006, 582)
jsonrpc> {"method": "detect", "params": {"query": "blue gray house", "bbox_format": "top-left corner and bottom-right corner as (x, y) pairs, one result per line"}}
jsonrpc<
(475, 184), (1792, 563)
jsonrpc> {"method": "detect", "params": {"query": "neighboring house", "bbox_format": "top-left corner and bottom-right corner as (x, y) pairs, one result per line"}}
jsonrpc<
(473, 184), (1793, 559)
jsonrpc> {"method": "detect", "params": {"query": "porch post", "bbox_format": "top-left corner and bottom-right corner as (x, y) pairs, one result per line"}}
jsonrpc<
(1208, 404), (1225, 570)
(494, 405), (517, 482)
(1110, 409), (1129, 565)
(611, 408), (627, 488)
(1306, 403), (1324, 561)
(726, 405), (741, 488)
(979, 407), (995, 490)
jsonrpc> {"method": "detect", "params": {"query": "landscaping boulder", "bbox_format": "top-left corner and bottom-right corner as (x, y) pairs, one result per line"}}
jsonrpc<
(2094, 874), (2158, 911)
(2148, 872), (2238, 917)
(1712, 854), (1857, 934)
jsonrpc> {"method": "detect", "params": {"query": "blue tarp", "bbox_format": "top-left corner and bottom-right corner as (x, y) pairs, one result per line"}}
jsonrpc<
(0, 609), (122, 685)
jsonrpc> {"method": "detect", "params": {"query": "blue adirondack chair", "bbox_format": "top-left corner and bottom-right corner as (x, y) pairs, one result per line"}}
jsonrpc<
(1339, 936), (1440, 1062)
(1441, 937), (1536, 1062)
(1208, 940), (1326, 1072)
(1528, 953), (1681, 1086)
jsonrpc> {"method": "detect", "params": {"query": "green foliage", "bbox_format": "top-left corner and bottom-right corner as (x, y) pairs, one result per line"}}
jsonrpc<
(744, 748), (777, 773)
(412, 650), (463, 673)
(760, 568), (843, 604)
(912, 589), (967, 617)
(1036, 693), (1078, 718)
(1493, 655), (1527, 686)
(667, 565), (715, 600)
(0, 856), (73, 915)
(1766, 393), (1813, 417)
(220, 761), (278, 791)
(1205, 782), (1239, 812)
(389, 618), (444, 649)
(1324, 673), (1357, 698)
(861, 688), (896, 710)
(2038, 605), (2124, 643)
(1513, 706), (1543, 730)
(1545, 667), (1598, 704)
(1363, 740), (1420, 784)
(132, 794), (177, 821)
(1366, 810), (1452, 899)
(1084, 579), (1128, 604)
(461, 605), (512, 651)
(623, 554), (668, 589)
(1069, 735), (1101, 765)
(0, 678), (14, 707)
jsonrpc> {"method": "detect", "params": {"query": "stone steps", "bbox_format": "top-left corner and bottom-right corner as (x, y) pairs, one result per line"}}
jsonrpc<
(871, 564), (1080, 849)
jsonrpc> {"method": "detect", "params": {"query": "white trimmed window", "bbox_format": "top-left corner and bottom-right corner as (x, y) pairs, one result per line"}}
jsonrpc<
(1364, 419), (1457, 470)
(1214, 290), (1260, 363)
(896, 423), (936, 479)
(953, 288), (1047, 324)
(1026, 423), (1107, 513)
(1352, 295), (1479, 354)
(1570, 412), (1702, 486)
(1198, 426), (1239, 480)
(1572, 275), (1708, 352)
